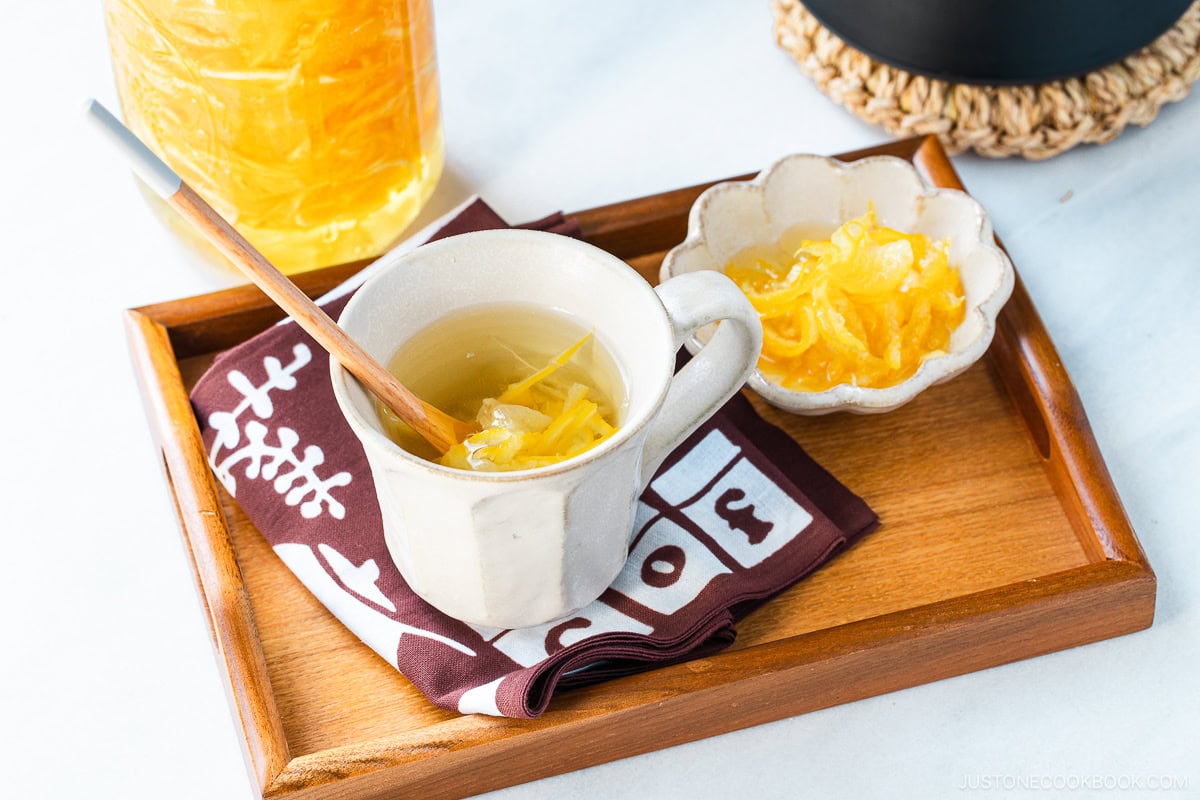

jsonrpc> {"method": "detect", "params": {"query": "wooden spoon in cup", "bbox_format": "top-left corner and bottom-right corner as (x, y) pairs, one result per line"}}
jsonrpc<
(84, 99), (475, 454)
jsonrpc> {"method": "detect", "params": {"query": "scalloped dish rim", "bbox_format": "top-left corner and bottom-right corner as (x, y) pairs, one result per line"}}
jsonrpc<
(660, 153), (1016, 415)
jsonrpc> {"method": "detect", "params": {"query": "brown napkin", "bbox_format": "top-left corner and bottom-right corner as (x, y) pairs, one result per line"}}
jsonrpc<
(190, 199), (878, 718)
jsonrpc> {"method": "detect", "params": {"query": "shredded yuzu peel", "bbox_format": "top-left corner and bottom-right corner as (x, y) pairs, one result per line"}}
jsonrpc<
(725, 208), (966, 392)
(439, 332), (618, 472)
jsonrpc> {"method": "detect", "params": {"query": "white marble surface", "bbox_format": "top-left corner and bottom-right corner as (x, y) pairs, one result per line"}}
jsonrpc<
(2, 1), (1197, 798)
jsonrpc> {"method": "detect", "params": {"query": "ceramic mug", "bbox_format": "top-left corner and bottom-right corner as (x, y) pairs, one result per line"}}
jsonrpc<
(331, 228), (761, 628)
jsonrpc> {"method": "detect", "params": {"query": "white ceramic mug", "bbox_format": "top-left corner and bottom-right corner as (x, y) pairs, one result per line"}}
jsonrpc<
(331, 229), (761, 628)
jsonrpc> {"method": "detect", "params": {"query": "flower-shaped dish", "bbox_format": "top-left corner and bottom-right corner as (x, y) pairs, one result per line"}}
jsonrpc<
(661, 154), (1015, 414)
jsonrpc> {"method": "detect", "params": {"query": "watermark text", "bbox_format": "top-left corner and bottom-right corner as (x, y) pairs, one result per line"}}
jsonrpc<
(959, 774), (1189, 792)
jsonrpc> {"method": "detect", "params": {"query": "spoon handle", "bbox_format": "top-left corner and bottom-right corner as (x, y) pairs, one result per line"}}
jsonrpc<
(85, 99), (472, 454)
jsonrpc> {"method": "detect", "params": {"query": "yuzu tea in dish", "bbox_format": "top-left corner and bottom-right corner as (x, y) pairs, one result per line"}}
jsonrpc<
(376, 303), (627, 472)
(723, 208), (966, 392)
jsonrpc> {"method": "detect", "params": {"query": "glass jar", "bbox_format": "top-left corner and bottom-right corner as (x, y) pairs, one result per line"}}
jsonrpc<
(103, 0), (443, 273)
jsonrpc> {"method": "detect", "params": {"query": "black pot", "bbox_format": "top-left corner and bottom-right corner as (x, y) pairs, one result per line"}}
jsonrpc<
(802, 0), (1193, 85)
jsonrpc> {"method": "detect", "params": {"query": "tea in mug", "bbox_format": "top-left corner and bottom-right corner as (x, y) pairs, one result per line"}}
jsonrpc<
(376, 303), (627, 471)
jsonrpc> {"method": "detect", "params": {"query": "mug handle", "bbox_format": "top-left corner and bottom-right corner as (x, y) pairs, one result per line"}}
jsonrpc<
(640, 270), (763, 486)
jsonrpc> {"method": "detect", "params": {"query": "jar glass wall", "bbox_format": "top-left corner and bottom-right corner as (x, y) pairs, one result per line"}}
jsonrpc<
(103, 0), (443, 273)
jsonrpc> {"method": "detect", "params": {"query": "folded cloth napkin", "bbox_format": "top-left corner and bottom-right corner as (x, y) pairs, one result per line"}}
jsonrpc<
(190, 198), (879, 718)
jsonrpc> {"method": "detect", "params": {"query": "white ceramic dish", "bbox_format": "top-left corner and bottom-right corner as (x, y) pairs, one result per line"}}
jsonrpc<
(660, 154), (1016, 414)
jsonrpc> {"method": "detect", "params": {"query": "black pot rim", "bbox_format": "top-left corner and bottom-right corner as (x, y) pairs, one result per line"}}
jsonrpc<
(802, 0), (1193, 85)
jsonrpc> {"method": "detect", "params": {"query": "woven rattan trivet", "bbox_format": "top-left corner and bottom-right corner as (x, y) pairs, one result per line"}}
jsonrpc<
(772, 0), (1200, 159)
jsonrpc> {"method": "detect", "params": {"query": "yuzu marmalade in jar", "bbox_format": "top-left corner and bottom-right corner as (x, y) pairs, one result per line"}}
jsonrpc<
(103, 0), (443, 273)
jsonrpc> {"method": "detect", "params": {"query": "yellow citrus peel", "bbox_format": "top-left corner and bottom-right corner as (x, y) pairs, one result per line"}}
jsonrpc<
(439, 333), (618, 472)
(725, 209), (966, 391)
(104, 0), (442, 271)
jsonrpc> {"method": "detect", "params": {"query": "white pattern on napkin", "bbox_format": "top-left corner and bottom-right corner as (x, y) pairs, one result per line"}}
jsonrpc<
(275, 543), (476, 658)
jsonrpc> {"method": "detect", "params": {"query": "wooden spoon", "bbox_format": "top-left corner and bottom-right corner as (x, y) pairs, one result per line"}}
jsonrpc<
(85, 99), (475, 454)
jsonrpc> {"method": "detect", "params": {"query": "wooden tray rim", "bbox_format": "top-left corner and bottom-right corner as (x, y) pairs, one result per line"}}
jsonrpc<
(125, 135), (1155, 799)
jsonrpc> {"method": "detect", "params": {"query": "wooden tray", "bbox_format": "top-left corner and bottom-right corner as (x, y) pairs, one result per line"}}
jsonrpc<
(126, 136), (1154, 800)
